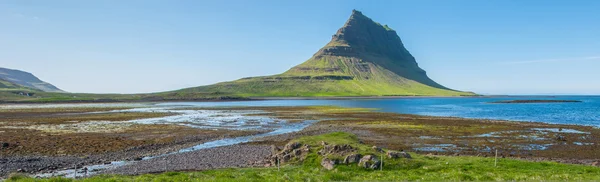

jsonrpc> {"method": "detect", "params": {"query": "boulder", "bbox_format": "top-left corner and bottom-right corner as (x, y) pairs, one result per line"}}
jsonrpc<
(387, 151), (411, 159)
(592, 161), (599, 167)
(358, 155), (381, 169)
(386, 151), (400, 159)
(319, 144), (355, 155)
(321, 158), (336, 170)
(270, 145), (281, 154)
(343, 153), (362, 164)
(282, 142), (301, 153)
(269, 142), (311, 166)
(400, 152), (412, 159)
(372, 146), (384, 153)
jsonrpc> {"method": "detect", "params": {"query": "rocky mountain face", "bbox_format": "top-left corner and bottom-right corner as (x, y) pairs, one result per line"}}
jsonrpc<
(179, 10), (471, 96)
(0, 67), (64, 92)
(284, 10), (447, 89)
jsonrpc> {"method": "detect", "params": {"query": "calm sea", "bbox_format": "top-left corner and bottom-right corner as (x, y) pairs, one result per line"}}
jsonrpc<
(159, 96), (600, 127)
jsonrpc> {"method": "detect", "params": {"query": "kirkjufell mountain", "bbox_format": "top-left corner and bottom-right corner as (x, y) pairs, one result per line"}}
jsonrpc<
(179, 10), (473, 96)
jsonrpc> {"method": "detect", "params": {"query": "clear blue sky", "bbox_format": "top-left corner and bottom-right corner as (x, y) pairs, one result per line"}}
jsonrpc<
(1, 0), (599, 94)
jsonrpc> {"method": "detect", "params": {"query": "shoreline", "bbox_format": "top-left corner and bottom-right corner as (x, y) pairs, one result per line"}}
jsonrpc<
(3, 94), (599, 104)
(1, 104), (599, 178)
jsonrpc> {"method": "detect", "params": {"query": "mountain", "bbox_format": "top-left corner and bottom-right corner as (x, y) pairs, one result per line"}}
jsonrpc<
(0, 67), (64, 92)
(178, 10), (474, 96)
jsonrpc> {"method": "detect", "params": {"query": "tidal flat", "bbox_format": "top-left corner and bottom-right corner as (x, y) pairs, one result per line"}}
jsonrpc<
(0, 104), (599, 180)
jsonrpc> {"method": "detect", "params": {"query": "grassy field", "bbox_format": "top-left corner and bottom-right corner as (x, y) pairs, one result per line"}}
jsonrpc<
(0, 88), (246, 103)
(7, 132), (600, 181)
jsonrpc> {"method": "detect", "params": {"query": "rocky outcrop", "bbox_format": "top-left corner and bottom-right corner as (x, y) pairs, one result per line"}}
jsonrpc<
(268, 142), (310, 166)
(318, 143), (356, 156)
(265, 140), (411, 170)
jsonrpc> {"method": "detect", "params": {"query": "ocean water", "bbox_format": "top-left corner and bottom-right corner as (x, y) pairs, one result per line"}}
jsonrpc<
(159, 96), (600, 127)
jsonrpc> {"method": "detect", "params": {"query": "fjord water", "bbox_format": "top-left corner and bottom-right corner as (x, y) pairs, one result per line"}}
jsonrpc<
(160, 96), (600, 127)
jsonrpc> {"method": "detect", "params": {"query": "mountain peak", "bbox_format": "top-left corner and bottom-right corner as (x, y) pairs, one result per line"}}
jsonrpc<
(183, 10), (472, 96)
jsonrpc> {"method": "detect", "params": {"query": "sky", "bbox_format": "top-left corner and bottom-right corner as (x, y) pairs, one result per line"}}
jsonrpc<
(1, 0), (599, 95)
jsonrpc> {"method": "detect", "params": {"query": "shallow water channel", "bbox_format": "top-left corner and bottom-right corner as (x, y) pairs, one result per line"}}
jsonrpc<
(34, 106), (317, 178)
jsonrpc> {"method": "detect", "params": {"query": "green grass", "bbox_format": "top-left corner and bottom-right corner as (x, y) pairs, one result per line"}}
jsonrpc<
(178, 55), (476, 97)
(0, 89), (245, 103)
(9, 132), (600, 181)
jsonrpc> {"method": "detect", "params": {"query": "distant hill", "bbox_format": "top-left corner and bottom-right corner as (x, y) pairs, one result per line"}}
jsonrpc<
(0, 67), (64, 92)
(178, 10), (474, 96)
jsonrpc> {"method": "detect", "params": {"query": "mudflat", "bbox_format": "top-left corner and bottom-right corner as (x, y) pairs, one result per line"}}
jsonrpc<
(1, 104), (599, 179)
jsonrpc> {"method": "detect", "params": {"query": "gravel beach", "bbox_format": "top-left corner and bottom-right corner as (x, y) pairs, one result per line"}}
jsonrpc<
(104, 144), (272, 175)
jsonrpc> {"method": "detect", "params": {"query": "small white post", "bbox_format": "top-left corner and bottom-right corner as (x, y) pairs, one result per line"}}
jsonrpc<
(380, 154), (383, 171)
(494, 149), (498, 167)
(164, 158), (168, 172)
(73, 165), (77, 179)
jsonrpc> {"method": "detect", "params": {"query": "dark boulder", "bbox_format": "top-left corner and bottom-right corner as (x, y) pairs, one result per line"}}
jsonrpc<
(343, 153), (362, 164)
(358, 155), (381, 169)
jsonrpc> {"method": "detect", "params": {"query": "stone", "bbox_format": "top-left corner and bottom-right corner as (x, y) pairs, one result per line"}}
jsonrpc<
(372, 146), (383, 153)
(555, 135), (567, 141)
(343, 153), (362, 164)
(400, 152), (412, 159)
(321, 158), (335, 170)
(358, 155), (380, 169)
(283, 142), (301, 153)
(319, 144), (355, 156)
(592, 161), (599, 167)
(282, 154), (292, 162)
(320, 141), (328, 146)
(386, 151), (400, 159)
(270, 145), (280, 154)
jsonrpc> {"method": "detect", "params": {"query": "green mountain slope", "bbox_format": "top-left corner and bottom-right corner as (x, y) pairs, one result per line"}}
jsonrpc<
(0, 79), (27, 90)
(0, 67), (64, 92)
(179, 10), (474, 97)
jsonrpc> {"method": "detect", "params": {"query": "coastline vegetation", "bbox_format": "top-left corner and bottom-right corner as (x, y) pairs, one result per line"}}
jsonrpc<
(7, 132), (600, 181)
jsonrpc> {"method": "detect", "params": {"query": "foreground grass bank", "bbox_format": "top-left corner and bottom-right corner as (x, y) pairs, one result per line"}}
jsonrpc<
(8, 132), (600, 181)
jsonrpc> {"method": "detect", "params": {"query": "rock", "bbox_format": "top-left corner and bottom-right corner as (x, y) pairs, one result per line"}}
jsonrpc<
(592, 161), (599, 167)
(282, 142), (301, 153)
(555, 135), (567, 141)
(1, 142), (9, 148)
(372, 146), (383, 153)
(400, 152), (412, 159)
(292, 149), (302, 156)
(282, 154), (292, 162)
(270, 145), (280, 154)
(343, 153), (362, 164)
(358, 155), (380, 169)
(319, 144), (355, 156)
(269, 142), (311, 166)
(386, 151), (400, 158)
(321, 158), (335, 170)
(320, 141), (328, 146)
